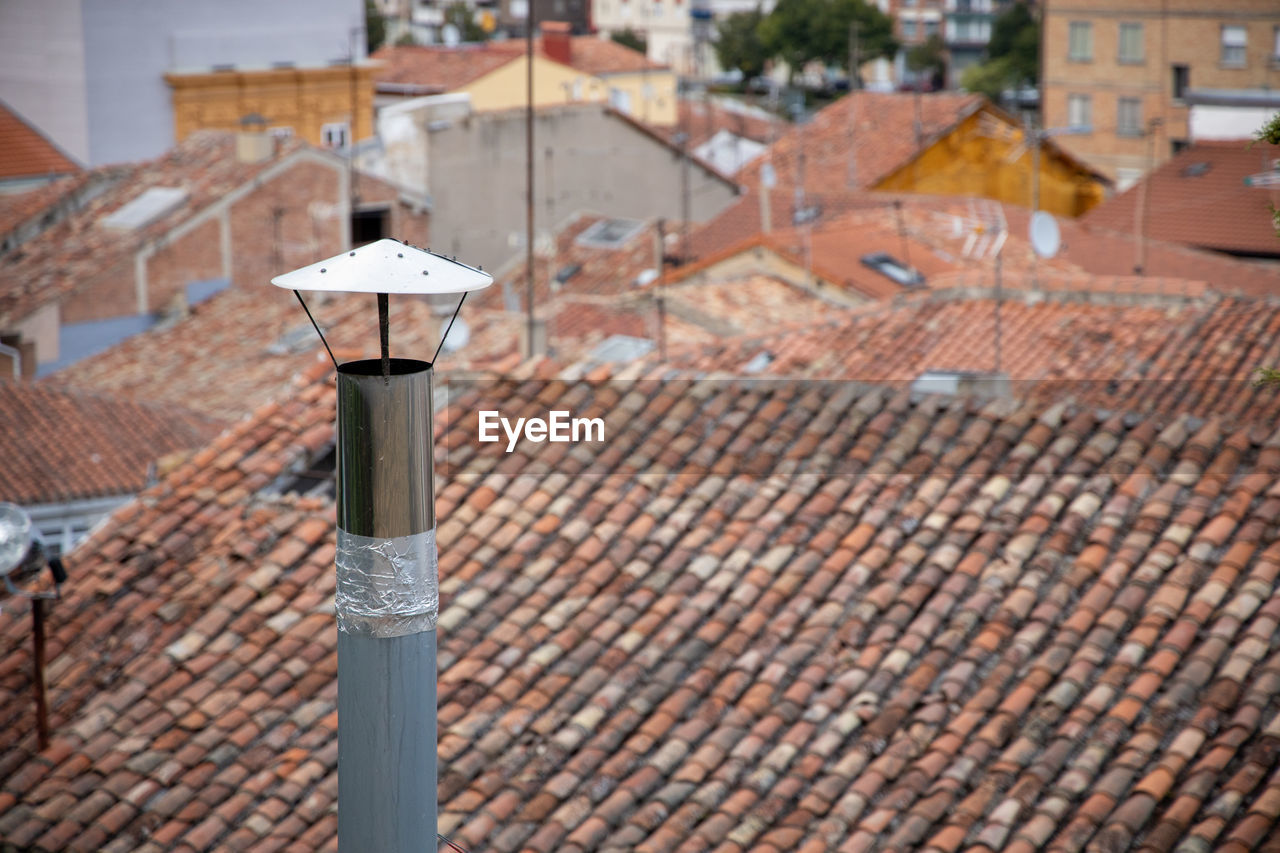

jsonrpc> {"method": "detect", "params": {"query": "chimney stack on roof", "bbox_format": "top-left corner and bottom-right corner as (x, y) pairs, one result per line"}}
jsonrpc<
(541, 21), (572, 66)
(236, 113), (273, 164)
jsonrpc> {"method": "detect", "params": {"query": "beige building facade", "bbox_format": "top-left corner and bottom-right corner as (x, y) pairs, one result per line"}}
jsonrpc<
(1042, 0), (1280, 186)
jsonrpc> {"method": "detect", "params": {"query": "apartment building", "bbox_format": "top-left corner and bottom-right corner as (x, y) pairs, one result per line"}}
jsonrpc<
(1042, 0), (1280, 188)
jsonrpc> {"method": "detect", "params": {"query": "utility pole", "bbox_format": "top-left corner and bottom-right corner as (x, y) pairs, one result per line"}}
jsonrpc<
(846, 20), (860, 189)
(525, 6), (536, 356)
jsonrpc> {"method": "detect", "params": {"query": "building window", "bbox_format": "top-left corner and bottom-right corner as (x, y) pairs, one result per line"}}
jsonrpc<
(924, 19), (939, 38)
(1221, 25), (1246, 67)
(1118, 22), (1143, 63)
(322, 121), (350, 150)
(1171, 139), (1190, 155)
(1171, 64), (1189, 101)
(1068, 21), (1093, 61)
(1273, 25), (1280, 64)
(1117, 97), (1143, 136)
(902, 19), (918, 39)
(1067, 94), (1092, 131)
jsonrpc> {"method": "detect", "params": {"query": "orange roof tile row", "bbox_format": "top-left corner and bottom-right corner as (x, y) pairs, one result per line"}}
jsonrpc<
(372, 35), (666, 94)
(5, 347), (1280, 851)
(1082, 140), (1280, 257)
(0, 100), (79, 182)
(0, 381), (220, 504)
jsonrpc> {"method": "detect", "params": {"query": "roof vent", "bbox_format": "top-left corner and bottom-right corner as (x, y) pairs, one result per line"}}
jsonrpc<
(555, 263), (582, 285)
(1181, 161), (1212, 178)
(102, 187), (189, 231)
(912, 370), (1010, 399)
(742, 351), (775, 373)
(267, 323), (323, 355)
(575, 218), (646, 249)
(861, 252), (925, 288)
(633, 268), (659, 287)
(589, 334), (654, 363)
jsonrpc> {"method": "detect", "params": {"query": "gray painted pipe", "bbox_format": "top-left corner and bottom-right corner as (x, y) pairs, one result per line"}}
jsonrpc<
(335, 358), (437, 853)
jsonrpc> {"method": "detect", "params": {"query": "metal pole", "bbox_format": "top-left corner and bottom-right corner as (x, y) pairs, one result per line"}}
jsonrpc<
(336, 357), (437, 853)
(525, 10), (536, 357)
(33, 598), (49, 751)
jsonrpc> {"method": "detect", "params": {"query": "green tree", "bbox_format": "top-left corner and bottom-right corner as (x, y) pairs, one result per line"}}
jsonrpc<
(961, 1), (1038, 99)
(715, 7), (770, 81)
(760, 0), (896, 83)
(611, 27), (648, 55)
(444, 1), (487, 42)
(365, 0), (386, 53)
(906, 34), (947, 86)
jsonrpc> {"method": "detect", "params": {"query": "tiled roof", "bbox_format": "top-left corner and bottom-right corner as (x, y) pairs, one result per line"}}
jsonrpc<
(1081, 140), (1280, 257)
(0, 381), (221, 504)
(47, 284), (459, 421)
(561, 35), (667, 75)
(685, 191), (1280, 301)
(372, 36), (665, 94)
(997, 204), (1280, 300)
(664, 290), (1280, 422)
(737, 91), (986, 193)
(371, 44), (521, 92)
(0, 100), (80, 182)
(657, 98), (777, 151)
(5, 345), (1280, 851)
(0, 131), (309, 329)
(0, 175), (89, 244)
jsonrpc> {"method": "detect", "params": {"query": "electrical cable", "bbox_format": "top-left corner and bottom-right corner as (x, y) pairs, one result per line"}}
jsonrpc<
(438, 833), (471, 853)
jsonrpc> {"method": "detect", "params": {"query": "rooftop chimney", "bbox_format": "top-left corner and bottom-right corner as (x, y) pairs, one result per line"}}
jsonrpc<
(541, 21), (572, 66)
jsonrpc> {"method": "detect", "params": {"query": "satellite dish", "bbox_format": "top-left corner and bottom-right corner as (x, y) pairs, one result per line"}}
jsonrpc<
(441, 23), (461, 46)
(440, 316), (470, 354)
(761, 162), (777, 189)
(0, 503), (33, 577)
(1029, 211), (1061, 258)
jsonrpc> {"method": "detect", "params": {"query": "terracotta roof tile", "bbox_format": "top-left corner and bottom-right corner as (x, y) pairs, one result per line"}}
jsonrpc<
(1082, 140), (1280, 257)
(0, 131), (312, 330)
(373, 35), (664, 94)
(4, 350), (1280, 851)
(0, 380), (220, 504)
(0, 100), (80, 182)
(737, 91), (985, 193)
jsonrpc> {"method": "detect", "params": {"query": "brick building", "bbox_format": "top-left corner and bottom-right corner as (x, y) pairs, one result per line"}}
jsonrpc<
(1042, 0), (1280, 188)
(0, 129), (429, 377)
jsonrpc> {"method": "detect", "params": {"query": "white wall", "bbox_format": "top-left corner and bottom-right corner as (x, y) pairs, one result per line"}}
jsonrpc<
(0, 0), (89, 164)
(1190, 104), (1278, 141)
(1, 0), (367, 167)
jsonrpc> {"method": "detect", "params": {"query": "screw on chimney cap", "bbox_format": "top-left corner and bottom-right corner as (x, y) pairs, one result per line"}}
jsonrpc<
(270, 238), (493, 295)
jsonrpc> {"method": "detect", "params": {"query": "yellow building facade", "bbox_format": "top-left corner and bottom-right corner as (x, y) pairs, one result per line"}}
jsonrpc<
(875, 108), (1109, 218)
(166, 65), (377, 149)
(460, 57), (677, 126)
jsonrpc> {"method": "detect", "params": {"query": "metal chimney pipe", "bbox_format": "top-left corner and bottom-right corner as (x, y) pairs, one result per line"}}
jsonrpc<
(335, 356), (437, 853)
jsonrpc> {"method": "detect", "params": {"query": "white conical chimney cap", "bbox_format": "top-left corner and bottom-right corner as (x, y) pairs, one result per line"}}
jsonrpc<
(270, 238), (493, 295)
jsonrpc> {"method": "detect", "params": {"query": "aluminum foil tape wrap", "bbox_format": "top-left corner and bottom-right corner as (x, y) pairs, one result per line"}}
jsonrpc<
(335, 528), (438, 638)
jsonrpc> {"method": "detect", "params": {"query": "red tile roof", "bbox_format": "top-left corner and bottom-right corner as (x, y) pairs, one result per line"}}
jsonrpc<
(373, 35), (665, 94)
(0, 131), (314, 330)
(1081, 140), (1280, 257)
(658, 98), (777, 151)
(0, 381), (220, 504)
(371, 43), (521, 93)
(5, 339), (1280, 850)
(738, 91), (986, 193)
(0, 100), (79, 182)
(664, 290), (1280, 422)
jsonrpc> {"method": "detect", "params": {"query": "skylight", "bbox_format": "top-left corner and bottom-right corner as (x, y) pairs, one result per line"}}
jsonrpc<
(861, 252), (925, 288)
(576, 218), (646, 249)
(102, 187), (189, 231)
